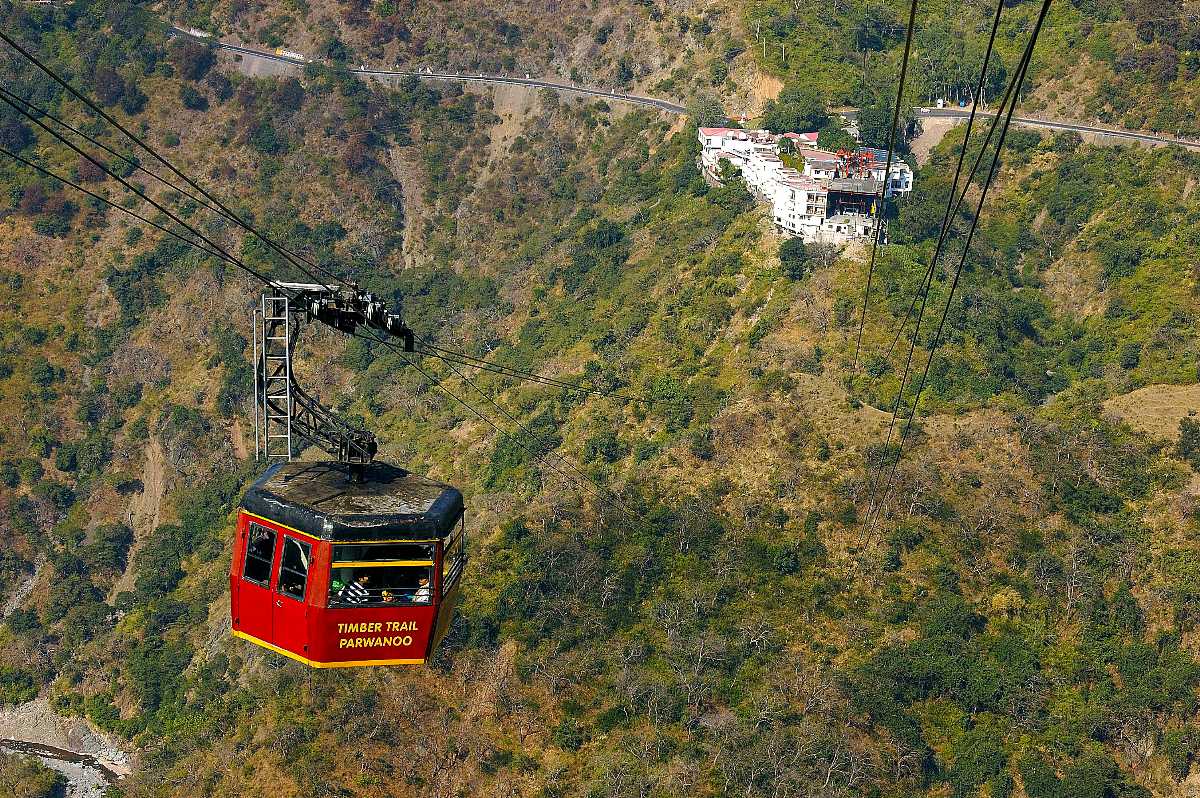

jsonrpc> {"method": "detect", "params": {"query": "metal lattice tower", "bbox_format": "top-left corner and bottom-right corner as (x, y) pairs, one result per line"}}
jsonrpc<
(253, 290), (294, 461)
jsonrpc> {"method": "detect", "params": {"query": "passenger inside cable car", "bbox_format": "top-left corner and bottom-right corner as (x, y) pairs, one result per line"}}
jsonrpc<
(230, 461), (465, 667)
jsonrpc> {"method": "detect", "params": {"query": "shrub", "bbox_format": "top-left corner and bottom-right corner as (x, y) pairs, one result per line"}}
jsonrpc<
(0, 752), (63, 797)
(17, 458), (44, 485)
(121, 83), (148, 115)
(553, 716), (585, 750)
(133, 524), (188, 598)
(0, 460), (17, 487)
(5, 608), (40, 634)
(0, 112), (34, 152)
(761, 82), (827, 133)
(169, 40), (215, 81)
(93, 67), (126, 106)
(82, 524), (134, 573)
(779, 237), (809, 279)
(1177, 417), (1200, 469)
(43, 574), (101, 624)
(583, 430), (627, 463)
(33, 481), (76, 511)
(179, 84), (209, 111)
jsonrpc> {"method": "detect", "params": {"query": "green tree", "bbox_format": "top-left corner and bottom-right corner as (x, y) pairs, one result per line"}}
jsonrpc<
(779, 237), (809, 280)
(857, 101), (915, 151)
(0, 751), (64, 797)
(688, 92), (726, 127)
(169, 40), (215, 81)
(761, 83), (828, 133)
(179, 84), (209, 111)
(817, 122), (858, 151)
(1178, 417), (1200, 469)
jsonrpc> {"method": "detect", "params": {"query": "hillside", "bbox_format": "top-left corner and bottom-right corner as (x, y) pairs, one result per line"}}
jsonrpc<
(0, 2), (1199, 797)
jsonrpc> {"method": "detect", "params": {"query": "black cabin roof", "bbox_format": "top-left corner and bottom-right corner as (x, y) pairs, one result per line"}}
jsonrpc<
(241, 461), (464, 541)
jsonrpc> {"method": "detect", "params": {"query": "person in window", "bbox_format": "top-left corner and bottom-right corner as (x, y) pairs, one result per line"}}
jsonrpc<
(248, 526), (273, 558)
(338, 574), (371, 605)
(413, 577), (431, 604)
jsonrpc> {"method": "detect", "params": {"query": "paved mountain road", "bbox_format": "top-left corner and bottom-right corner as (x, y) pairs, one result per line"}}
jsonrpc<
(172, 26), (1199, 151)
(168, 26), (686, 114)
(865, 107), (1200, 153)
(916, 107), (1200, 151)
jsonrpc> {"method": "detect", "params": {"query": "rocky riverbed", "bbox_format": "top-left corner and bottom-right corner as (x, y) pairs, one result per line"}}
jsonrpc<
(0, 699), (131, 796)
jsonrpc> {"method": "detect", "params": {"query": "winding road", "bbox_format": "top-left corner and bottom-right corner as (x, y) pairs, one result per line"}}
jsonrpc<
(914, 107), (1200, 152)
(171, 26), (1199, 151)
(167, 26), (686, 114)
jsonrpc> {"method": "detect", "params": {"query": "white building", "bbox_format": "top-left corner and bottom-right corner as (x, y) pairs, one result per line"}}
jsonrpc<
(697, 126), (913, 245)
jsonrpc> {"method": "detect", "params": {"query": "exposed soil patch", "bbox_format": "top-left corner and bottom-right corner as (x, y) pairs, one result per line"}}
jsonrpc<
(231, 418), (249, 461)
(2, 557), (45, 619)
(910, 116), (959, 165)
(109, 438), (166, 601)
(385, 145), (429, 269)
(477, 83), (536, 186)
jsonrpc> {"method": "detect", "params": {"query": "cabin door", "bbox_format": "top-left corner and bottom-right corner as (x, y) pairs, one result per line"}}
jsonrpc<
(272, 534), (313, 657)
(238, 521), (278, 642)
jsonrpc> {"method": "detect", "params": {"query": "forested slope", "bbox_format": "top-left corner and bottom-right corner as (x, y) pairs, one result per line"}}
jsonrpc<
(0, 2), (1198, 798)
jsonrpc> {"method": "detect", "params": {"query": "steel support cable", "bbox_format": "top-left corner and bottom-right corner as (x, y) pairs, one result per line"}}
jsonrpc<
(0, 34), (634, 403)
(859, 9), (1015, 529)
(0, 144), (580, 492)
(415, 343), (643, 402)
(0, 30), (345, 293)
(869, 0), (1007, 389)
(7, 82), (612, 403)
(0, 92), (285, 292)
(0, 145), (235, 267)
(0, 135), (597, 473)
(852, 0), (921, 370)
(5, 142), (371, 466)
(0, 86), (230, 221)
(861, 0), (1010, 515)
(0, 87), (643, 433)
(410, 334), (642, 521)
(0, 63), (629, 496)
(351, 330), (624, 515)
(866, 0), (1053, 530)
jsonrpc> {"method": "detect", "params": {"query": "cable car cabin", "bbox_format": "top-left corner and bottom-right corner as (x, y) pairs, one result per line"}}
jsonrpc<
(230, 461), (465, 667)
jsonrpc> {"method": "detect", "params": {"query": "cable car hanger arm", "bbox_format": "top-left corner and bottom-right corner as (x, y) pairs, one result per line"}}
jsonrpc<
(258, 282), (416, 472)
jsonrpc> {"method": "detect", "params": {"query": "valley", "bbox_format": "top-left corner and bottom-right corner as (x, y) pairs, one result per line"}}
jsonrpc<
(0, 1), (1198, 797)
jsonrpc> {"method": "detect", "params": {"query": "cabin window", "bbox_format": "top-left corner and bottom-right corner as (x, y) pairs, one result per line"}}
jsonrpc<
(278, 537), (312, 601)
(328, 541), (434, 607)
(243, 523), (276, 586)
(442, 520), (466, 596)
(331, 542), (434, 563)
(329, 565), (432, 606)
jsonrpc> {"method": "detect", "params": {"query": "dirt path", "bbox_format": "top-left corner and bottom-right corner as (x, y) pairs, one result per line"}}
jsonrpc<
(385, 146), (428, 269)
(110, 438), (166, 601)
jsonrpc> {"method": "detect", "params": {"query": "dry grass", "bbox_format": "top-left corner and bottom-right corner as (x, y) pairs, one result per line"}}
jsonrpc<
(1103, 383), (1200, 442)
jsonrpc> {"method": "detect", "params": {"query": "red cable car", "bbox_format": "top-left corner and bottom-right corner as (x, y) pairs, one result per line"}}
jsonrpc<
(230, 461), (466, 667)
